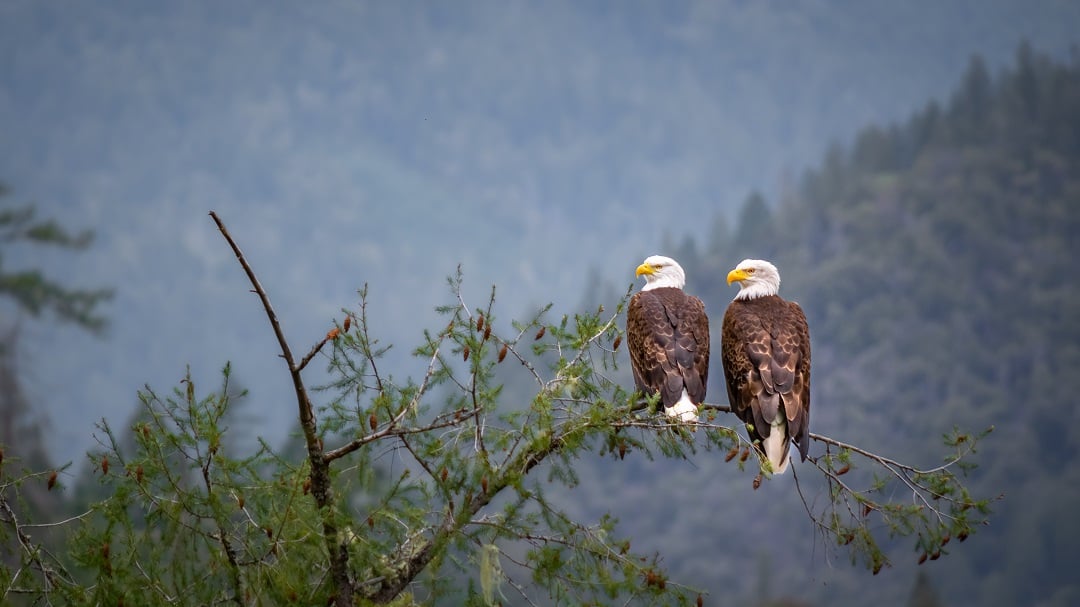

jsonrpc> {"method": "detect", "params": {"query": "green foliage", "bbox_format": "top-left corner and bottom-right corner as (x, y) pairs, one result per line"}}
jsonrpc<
(810, 426), (993, 575)
(0, 247), (989, 604)
(70, 365), (326, 605)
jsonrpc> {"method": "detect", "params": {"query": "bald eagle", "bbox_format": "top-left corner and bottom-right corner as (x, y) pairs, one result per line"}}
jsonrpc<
(626, 255), (710, 422)
(721, 259), (810, 474)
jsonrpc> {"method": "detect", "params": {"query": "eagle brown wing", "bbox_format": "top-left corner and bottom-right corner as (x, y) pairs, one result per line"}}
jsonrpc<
(626, 288), (710, 408)
(721, 295), (811, 461)
(785, 300), (811, 460)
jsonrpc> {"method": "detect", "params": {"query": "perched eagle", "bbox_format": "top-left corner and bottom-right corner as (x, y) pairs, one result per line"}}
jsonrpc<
(626, 255), (710, 422)
(721, 259), (810, 474)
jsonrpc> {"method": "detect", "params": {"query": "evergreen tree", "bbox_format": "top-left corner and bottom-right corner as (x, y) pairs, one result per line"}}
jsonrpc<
(730, 190), (775, 260)
(0, 185), (112, 463)
(0, 210), (989, 605)
(22, 37), (1080, 605)
(0, 185), (113, 595)
(906, 572), (944, 607)
(0, 185), (113, 333)
(686, 42), (1078, 606)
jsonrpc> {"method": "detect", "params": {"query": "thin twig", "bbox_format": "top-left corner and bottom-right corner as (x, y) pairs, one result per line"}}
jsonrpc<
(807, 428), (978, 476)
(297, 334), (332, 373)
(21, 510), (93, 528)
(0, 493), (71, 598)
(357, 288), (385, 392)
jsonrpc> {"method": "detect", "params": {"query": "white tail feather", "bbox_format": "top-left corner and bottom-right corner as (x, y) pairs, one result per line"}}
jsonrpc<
(762, 420), (790, 474)
(664, 390), (699, 423)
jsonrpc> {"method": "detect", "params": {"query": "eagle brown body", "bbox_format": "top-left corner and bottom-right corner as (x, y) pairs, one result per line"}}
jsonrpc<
(626, 256), (710, 422)
(721, 260), (810, 474)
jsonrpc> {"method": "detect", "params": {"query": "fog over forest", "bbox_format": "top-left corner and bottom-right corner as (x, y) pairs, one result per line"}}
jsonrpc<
(2, 2), (1078, 605)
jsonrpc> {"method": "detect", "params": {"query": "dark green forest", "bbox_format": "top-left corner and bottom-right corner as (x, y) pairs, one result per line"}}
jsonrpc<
(677, 43), (1079, 606)
(561, 43), (1077, 607)
(2, 43), (1078, 606)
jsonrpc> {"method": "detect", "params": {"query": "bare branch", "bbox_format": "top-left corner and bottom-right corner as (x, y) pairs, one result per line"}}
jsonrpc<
(296, 333), (333, 373)
(209, 211), (352, 606)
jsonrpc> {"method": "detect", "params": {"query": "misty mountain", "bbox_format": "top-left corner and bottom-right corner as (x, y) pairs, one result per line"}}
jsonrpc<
(555, 44), (1080, 607)
(1, 0), (1076, 494)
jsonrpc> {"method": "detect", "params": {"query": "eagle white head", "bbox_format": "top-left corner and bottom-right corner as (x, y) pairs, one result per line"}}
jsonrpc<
(636, 255), (687, 291)
(727, 259), (781, 300)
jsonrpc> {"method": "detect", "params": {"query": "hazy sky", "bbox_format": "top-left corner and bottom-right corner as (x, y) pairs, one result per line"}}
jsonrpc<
(1, 0), (1076, 466)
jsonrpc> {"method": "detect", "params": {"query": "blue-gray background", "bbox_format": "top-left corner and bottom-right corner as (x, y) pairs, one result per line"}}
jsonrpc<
(2, 2), (1077, 605)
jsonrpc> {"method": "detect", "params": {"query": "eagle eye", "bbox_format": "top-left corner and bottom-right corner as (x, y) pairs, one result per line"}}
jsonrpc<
(746, 268), (756, 274)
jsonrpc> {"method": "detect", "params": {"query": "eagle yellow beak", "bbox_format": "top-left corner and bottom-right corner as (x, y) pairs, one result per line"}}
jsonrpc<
(726, 268), (749, 285)
(636, 263), (656, 277)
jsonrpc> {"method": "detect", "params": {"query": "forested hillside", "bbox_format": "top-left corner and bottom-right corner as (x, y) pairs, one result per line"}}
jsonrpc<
(668, 43), (1079, 606)
(3, 5), (1077, 603)
(2, 1), (1076, 466)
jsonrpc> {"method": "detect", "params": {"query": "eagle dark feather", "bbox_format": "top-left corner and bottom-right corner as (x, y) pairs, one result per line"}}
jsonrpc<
(721, 295), (811, 470)
(627, 287), (710, 410)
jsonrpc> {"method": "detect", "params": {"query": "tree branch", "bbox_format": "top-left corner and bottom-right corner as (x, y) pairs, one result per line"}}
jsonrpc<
(209, 211), (352, 606)
(296, 333), (333, 373)
(0, 480), (77, 599)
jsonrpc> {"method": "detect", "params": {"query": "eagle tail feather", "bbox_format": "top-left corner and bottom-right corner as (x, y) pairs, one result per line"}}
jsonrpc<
(762, 419), (791, 474)
(664, 390), (699, 423)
